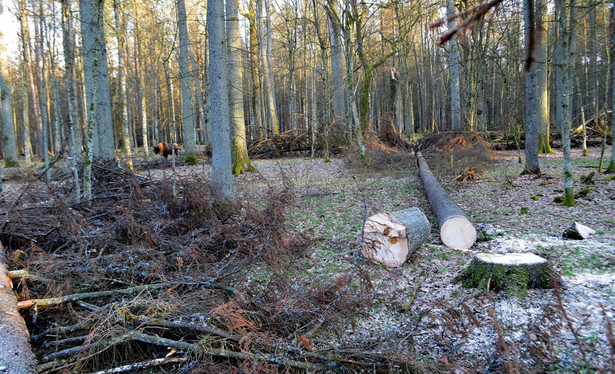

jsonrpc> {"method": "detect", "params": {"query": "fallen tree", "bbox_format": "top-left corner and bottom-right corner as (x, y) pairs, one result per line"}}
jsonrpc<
(415, 151), (477, 250)
(362, 208), (430, 267)
(0, 243), (37, 373)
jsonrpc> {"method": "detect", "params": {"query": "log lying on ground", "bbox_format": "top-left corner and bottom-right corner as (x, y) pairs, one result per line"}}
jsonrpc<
(0, 243), (37, 373)
(454, 253), (555, 292)
(416, 151), (477, 250)
(563, 222), (595, 240)
(362, 208), (430, 267)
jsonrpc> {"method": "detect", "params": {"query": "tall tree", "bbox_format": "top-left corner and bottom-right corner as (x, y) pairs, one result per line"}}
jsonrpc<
(240, 0), (263, 139)
(608, 0), (615, 173)
(79, 0), (114, 162)
(556, 0), (577, 205)
(325, 2), (346, 133)
(259, 0), (278, 135)
(32, 0), (49, 173)
(62, 0), (81, 201)
(446, 0), (462, 131)
(0, 73), (18, 165)
(177, 0), (196, 156)
(227, 0), (254, 174)
(113, 0), (133, 170)
(535, 0), (551, 154)
(208, 0), (234, 201)
(524, 0), (541, 174)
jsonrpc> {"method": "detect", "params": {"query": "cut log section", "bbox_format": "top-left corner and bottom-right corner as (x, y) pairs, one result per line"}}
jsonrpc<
(563, 222), (595, 240)
(0, 243), (37, 373)
(454, 253), (555, 292)
(416, 151), (477, 250)
(362, 208), (430, 267)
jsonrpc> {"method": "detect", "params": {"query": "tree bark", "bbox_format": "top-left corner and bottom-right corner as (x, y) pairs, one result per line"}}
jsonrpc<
(0, 73), (18, 165)
(416, 151), (476, 250)
(524, 0), (541, 174)
(62, 0), (81, 202)
(326, 4), (346, 132)
(208, 0), (234, 202)
(227, 0), (254, 175)
(608, 1), (615, 173)
(79, 0), (114, 162)
(177, 0), (196, 156)
(447, 0), (462, 131)
(555, 0), (577, 205)
(0, 243), (37, 373)
(32, 0), (49, 172)
(113, 0), (133, 170)
(535, 0), (552, 154)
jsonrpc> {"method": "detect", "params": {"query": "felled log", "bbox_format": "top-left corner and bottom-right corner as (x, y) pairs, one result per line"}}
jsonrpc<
(362, 208), (430, 267)
(563, 222), (595, 240)
(454, 253), (555, 292)
(416, 151), (477, 250)
(0, 243), (37, 373)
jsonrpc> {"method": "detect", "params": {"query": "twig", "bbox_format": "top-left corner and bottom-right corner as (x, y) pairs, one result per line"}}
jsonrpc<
(601, 303), (615, 372)
(401, 276), (425, 312)
(32, 321), (92, 342)
(551, 276), (590, 372)
(487, 308), (517, 374)
(84, 356), (189, 374)
(461, 302), (481, 327)
(18, 283), (166, 309)
(126, 330), (330, 371)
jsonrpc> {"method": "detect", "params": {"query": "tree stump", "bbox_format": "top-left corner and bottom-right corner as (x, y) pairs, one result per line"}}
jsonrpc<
(362, 208), (430, 267)
(416, 151), (477, 250)
(454, 253), (555, 293)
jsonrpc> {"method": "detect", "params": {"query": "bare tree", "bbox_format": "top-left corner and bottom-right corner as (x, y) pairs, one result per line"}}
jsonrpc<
(555, 0), (577, 205)
(113, 0), (133, 170)
(208, 0), (234, 201)
(524, 0), (541, 174)
(177, 0), (196, 156)
(447, 0), (462, 131)
(0, 73), (18, 165)
(227, 0), (254, 174)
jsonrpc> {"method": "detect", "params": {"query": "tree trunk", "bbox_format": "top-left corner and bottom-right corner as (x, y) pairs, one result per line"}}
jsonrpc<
(62, 0), (81, 202)
(79, 0), (114, 162)
(0, 244), (37, 373)
(177, 0), (196, 156)
(535, 0), (552, 154)
(32, 0), (49, 172)
(524, 0), (541, 175)
(113, 0), (133, 170)
(0, 73), (18, 165)
(362, 208), (430, 268)
(133, 6), (149, 160)
(326, 4), (346, 131)
(227, 0), (254, 175)
(455, 253), (554, 292)
(556, 0), (577, 205)
(416, 151), (476, 250)
(241, 0), (263, 139)
(208, 0), (234, 202)
(608, 1), (615, 173)
(447, 0), (462, 131)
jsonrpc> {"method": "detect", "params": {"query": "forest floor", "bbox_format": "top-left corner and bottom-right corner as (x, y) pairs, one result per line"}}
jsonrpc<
(1, 139), (614, 373)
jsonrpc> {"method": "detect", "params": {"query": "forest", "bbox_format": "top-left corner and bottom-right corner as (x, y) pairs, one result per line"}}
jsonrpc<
(0, 0), (614, 372)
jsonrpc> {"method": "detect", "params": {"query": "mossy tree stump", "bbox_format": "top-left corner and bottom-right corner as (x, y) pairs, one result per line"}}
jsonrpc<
(454, 253), (555, 294)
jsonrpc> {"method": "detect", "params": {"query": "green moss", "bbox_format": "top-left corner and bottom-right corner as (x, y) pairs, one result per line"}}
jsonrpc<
(183, 153), (199, 166)
(520, 207), (529, 214)
(454, 260), (554, 296)
(4, 158), (19, 168)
